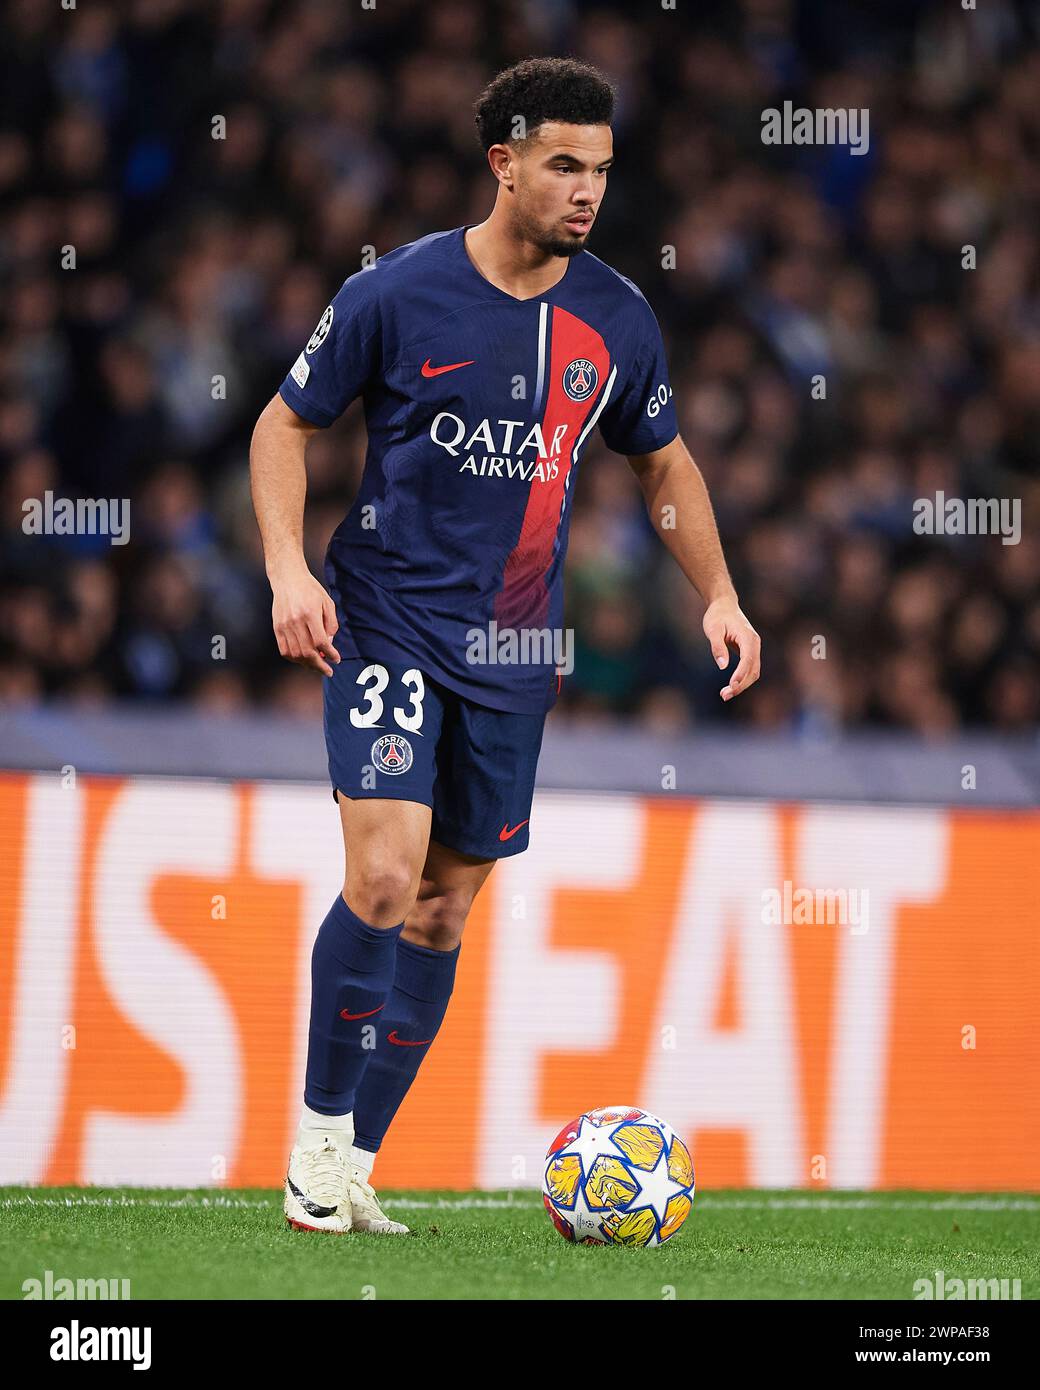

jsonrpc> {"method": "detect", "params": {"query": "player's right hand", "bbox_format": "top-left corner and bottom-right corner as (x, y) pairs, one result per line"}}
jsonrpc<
(270, 568), (341, 677)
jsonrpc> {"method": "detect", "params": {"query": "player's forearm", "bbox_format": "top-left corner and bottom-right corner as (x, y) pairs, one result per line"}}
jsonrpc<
(636, 447), (736, 605)
(249, 397), (313, 582)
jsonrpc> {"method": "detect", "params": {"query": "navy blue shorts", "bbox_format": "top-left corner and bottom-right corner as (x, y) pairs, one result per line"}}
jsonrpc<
(323, 655), (546, 859)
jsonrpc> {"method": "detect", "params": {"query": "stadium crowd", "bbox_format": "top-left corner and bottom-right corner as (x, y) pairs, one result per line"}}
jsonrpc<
(1, 0), (1038, 734)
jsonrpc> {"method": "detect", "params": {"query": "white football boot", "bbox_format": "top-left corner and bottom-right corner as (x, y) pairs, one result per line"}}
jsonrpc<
(348, 1167), (410, 1235)
(284, 1135), (353, 1234)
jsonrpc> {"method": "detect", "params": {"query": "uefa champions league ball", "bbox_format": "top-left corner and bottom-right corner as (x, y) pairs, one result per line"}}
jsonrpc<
(542, 1106), (695, 1247)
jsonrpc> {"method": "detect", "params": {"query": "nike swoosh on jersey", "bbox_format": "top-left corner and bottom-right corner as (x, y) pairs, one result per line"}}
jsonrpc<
(339, 1004), (384, 1021)
(421, 358), (475, 377)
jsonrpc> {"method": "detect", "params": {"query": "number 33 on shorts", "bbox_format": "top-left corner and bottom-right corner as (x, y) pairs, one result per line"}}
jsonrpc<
(348, 663), (426, 734)
(323, 660), (435, 789)
(321, 653), (546, 859)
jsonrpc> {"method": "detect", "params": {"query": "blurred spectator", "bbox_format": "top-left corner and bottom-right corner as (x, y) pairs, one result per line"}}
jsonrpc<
(0, 0), (1037, 735)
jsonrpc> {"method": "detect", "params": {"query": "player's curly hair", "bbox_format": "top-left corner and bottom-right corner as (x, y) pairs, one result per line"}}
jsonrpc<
(473, 57), (616, 151)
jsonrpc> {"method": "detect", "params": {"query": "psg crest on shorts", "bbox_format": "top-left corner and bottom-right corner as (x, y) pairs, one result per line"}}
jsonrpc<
(371, 734), (413, 776)
(563, 358), (598, 401)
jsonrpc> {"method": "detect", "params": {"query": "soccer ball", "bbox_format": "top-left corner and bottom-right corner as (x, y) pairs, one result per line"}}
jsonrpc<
(542, 1105), (695, 1247)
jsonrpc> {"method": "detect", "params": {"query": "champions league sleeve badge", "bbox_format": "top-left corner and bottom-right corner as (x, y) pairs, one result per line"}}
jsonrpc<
(306, 304), (334, 354)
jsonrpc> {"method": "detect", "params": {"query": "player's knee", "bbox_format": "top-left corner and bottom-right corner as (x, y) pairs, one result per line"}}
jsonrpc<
(407, 890), (470, 951)
(345, 864), (417, 927)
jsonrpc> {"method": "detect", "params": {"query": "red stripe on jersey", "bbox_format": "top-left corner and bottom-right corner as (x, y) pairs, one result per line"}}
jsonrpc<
(494, 306), (610, 630)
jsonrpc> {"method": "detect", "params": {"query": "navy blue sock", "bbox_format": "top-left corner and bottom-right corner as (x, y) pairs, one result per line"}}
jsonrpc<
(352, 936), (460, 1153)
(304, 895), (404, 1115)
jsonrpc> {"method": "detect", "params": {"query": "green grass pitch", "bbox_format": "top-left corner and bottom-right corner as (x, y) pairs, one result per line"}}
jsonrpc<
(2, 1189), (1036, 1300)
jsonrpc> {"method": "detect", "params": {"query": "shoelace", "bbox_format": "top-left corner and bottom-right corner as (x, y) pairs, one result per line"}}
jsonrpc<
(350, 1175), (379, 1207)
(351, 1175), (397, 1222)
(302, 1141), (347, 1206)
(349, 1176), (406, 1230)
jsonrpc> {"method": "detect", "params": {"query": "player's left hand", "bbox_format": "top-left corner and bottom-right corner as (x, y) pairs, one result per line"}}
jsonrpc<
(703, 595), (761, 701)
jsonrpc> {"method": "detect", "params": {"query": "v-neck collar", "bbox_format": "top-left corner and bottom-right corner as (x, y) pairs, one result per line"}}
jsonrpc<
(456, 225), (575, 304)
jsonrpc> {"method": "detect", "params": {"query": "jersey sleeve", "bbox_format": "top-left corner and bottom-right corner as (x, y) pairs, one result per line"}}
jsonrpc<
(597, 300), (678, 457)
(278, 268), (383, 428)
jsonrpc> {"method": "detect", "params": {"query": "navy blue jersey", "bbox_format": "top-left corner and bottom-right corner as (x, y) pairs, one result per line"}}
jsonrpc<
(278, 225), (678, 713)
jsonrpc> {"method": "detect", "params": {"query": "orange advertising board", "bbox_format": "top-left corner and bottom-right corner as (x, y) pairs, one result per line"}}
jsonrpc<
(1, 773), (1037, 1190)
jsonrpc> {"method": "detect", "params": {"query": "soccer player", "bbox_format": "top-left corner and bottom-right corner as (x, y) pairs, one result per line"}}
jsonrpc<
(250, 57), (760, 1234)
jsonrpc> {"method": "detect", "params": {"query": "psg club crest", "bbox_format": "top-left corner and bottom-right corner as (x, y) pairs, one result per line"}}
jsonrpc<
(371, 734), (413, 776)
(306, 304), (334, 354)
(563, 358), (598, 401)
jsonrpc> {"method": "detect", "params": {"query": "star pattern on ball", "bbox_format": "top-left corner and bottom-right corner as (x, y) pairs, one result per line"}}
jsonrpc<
(544, 1108), (695, 1247)
(629, 1139), (689, 1226)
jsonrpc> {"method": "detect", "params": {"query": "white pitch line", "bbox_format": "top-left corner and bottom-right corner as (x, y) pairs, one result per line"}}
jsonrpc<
(1, 1194), (1037, 1212)
(693, 1198), (1040, 1212)
(0, 1195), (274, 1210)
(384, 1197), (1040, 1212)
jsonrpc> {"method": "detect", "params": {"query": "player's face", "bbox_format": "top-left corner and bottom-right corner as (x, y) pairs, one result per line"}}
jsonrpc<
(513, 123), (613, 258)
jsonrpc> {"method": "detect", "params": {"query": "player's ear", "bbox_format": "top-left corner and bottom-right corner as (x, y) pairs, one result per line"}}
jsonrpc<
(491, 145), (515, 188)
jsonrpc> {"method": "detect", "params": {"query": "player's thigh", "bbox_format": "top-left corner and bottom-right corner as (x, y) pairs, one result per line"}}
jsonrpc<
(405, 839), (497, 950)
(420, 838), (498, 899)
(324, 653), (443, 905)
(336, 793), (432, 924)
